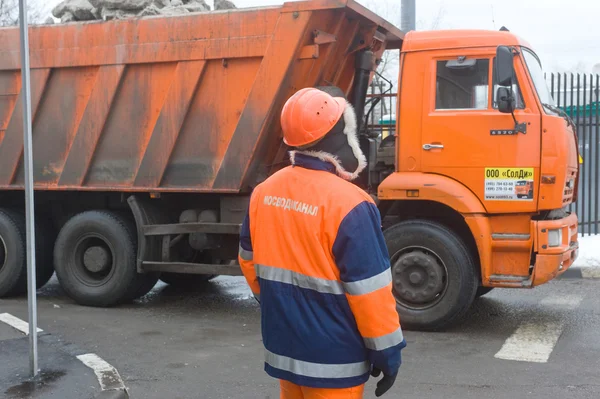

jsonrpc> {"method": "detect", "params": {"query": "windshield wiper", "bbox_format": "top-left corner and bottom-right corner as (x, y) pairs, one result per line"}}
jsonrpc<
(542, 103), (576, 128)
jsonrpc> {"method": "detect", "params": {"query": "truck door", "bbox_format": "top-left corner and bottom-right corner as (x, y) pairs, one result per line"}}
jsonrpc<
(419, 52), (541, 213)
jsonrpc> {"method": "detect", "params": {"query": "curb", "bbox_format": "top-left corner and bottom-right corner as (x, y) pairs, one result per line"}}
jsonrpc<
(0, 313), (129, 399)
(42, 334), (130, 399)
(559, 267), (600, 279)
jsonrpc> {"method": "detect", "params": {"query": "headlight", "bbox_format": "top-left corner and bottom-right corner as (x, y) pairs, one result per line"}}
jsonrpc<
(548, 229), (563, 247)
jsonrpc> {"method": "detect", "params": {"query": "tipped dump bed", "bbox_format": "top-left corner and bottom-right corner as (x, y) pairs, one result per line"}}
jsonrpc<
(0, 0), (402, 193)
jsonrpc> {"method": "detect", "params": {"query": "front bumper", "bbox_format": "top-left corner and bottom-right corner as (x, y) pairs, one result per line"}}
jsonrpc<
(531, 212), (579, 286)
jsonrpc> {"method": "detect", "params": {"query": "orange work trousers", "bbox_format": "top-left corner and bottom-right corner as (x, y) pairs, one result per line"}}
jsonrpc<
(280, 380), (365, 399)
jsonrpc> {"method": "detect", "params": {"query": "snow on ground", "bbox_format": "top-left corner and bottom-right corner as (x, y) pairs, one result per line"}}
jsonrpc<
(574, 234), (600, 269)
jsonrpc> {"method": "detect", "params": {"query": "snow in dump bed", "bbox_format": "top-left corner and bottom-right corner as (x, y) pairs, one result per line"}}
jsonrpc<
(49, 0), (236, 24)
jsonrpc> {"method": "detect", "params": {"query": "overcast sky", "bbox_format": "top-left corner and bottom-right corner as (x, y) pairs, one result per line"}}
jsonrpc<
(43, 0), (600, 74)
(220, 0), (600, 74)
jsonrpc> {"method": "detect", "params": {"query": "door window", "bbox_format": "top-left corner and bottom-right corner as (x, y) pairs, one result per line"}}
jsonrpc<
(522, 49), (553, 107)
(435, 58), (490, 110)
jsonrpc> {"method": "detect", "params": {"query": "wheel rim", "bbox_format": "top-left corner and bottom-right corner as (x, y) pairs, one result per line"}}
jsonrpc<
(70, 234), (115, 287)
(0, 235), (6, 272)
(390, 245), (448, 310)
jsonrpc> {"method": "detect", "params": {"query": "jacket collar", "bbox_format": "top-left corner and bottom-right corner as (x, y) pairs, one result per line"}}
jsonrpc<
(290, 152), (336, 174)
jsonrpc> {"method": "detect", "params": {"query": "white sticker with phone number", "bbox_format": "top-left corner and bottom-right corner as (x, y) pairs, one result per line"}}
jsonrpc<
(485, 168), (534, 201)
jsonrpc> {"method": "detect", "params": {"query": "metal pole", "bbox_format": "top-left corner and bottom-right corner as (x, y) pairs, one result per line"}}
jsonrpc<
(17, 0), (39, 378)
(401, 0), (416, 32)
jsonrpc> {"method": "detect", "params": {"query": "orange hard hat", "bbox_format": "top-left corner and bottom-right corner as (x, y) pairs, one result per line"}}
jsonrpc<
(280, 87), (347, 148)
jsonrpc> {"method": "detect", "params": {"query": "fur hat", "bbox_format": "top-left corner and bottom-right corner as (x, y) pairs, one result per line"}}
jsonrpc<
(289, 86), (367, 181)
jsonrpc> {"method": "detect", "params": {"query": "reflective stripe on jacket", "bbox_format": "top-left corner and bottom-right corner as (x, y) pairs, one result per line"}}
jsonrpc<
(239, 153), (406, 389)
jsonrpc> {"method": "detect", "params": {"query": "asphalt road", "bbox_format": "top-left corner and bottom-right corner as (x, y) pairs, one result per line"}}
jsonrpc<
(1, 276), (599, 399)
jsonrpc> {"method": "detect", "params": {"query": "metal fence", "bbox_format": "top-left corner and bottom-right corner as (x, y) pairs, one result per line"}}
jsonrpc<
(367, 72), (600, 235)
(548, 73), (600, 235)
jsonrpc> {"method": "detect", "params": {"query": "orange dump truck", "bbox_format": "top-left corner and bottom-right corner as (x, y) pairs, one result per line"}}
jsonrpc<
(0, 0), (579, 330)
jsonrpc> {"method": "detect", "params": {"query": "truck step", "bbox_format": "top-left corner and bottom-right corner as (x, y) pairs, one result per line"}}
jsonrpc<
(141, 261), (242, 276)
(142, 222), (241, 236)
(489, 274), (532, 288)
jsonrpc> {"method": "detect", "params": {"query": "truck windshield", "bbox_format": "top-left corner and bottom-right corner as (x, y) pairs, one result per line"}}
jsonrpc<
(522, 48), (556, 111)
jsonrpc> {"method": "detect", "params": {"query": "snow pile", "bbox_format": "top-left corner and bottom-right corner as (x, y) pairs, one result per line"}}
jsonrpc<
(574, 234), (600, 268)
(50, 0), (236, 24)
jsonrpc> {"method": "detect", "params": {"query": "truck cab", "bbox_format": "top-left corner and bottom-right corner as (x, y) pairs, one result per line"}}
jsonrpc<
(375, 29), (579, 330)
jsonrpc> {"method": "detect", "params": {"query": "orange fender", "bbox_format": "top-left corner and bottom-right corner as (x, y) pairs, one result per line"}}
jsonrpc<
(377, 172), (486, 214)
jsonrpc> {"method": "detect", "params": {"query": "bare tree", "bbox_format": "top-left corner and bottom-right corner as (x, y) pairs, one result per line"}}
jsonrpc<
(0, 0), (19, 26)
(358, 0), (446, 125)
(418, 2), (446, 31)
(361, 0), (446, 83)
(0, 0), (44, 27)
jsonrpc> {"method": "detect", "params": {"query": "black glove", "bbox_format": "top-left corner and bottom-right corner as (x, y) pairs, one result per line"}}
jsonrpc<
(371, 367), (398, 397)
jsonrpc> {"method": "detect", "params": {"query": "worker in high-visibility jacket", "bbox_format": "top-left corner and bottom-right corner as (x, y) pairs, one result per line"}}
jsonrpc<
(238, 86), (406, 399)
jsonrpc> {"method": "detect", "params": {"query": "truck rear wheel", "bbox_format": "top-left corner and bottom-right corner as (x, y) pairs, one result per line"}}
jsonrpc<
(0, 210), (56, 297)
(0, 209), (27, 297)
(53, 210), (157, 307)
(384, 220), (478, 331)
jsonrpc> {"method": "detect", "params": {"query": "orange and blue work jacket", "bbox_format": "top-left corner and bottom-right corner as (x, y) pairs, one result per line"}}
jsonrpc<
(238, 153), (406, 388)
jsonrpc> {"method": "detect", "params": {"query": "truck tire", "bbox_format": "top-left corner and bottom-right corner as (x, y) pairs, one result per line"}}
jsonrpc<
(475, 286), (494, 298)
(384, 220), (478, 331)
(53, 210), (156, 307)
(112, 211), (159, 301)
(160, 273), (215, 290)
(0, 210), (56, 296)
(0, 209), (27, 297)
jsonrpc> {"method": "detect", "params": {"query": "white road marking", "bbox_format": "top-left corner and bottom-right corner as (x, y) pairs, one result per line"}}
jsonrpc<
(1, 313), (127, 393)
(77, 353), (126, 391)
(494, 295), (583, 363)
(494, 321), (565, 363)
(0, 313), (43, 335)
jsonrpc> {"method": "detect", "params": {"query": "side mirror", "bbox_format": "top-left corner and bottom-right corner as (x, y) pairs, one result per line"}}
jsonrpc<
(497, 87), (515, 114)
(496, 46), (514, 87)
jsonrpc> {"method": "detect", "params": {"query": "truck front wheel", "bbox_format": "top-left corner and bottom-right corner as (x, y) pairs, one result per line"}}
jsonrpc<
(54, 210), (157, 307)
(384, 220), (478, 331)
